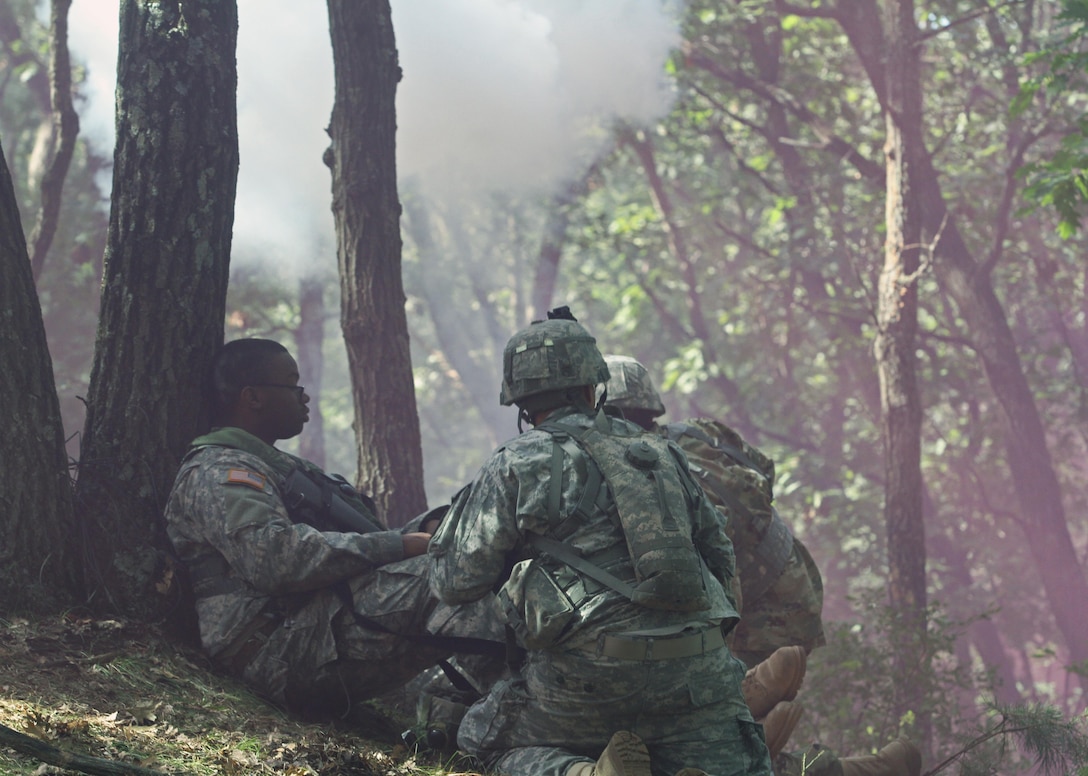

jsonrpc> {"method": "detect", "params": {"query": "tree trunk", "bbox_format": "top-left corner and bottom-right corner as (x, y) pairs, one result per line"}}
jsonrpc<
(839, 0), (1088, 697)
(28, 0), (79, 281)
(0, 137), (77, 613)
(875, 0), (929, 734)
(296, 275), (327, 470)
(402, 195), (507, 449)
(325, 0), (427, 526)
(74, 0), (238, 619)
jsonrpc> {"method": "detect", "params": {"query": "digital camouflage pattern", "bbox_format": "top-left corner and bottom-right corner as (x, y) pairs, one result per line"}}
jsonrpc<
(164, 427), (504, 715)
(429, 406), (772, 776)
(662, 419), (825, 667)
(462, 647), (770, 776)
(540, 416), (711, 612)
(604, 355), (666, 418)
(500, 318), (611, 407)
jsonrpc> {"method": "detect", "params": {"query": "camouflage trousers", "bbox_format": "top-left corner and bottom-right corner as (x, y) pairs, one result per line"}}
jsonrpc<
(240, 553), (505, 718)
(729, 541), (826, 668)
(457, 644), (773, 776)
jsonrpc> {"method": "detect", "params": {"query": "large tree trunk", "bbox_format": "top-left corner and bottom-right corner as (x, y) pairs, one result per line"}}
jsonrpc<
(0, 138), (77, 613)
(876, 0), (928, 734)
(325, 0), (427, 527)
(74, 0), (238, 619)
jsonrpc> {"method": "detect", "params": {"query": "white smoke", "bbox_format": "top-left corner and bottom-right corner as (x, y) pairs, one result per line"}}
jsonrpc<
(67, 0), (681, 267)
(393, 0), (680, 197)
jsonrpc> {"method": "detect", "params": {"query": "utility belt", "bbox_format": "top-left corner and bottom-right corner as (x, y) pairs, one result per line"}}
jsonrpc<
(577, 623), (726, 661)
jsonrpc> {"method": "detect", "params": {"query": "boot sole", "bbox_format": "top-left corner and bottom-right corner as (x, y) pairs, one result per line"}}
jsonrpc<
(761, 702), (804, 760)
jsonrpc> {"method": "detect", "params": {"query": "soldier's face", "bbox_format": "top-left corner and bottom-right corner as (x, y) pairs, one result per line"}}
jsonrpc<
(251, 352), (310, 442)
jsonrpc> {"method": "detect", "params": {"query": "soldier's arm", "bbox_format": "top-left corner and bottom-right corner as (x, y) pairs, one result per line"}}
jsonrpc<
(188, 457), (406, 595)
(429, 453), (524, 604)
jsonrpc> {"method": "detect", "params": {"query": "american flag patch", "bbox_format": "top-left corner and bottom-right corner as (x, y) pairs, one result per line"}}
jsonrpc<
(226, 469), (266, 491)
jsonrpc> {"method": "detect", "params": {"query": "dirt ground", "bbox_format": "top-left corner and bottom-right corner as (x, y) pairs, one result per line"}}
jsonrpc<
(0, 614), (473, 775)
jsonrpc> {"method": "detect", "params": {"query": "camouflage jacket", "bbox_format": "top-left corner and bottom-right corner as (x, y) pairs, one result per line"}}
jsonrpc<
(658, 418), (788, 603)
(429, 407), (739, 652)
(164, 427), (405, 664)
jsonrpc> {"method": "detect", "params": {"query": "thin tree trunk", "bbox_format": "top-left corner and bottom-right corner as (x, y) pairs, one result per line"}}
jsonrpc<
(876, 0), (928, 738)
(402, 196), (507, 449)
(839, 0), (1088, 697)
(28, 0), (79, 281)
(529, 167), (598, 322)
(75, 0), (238, 619)
(296, 275), (327, 469)
(325, 0), (427, 526)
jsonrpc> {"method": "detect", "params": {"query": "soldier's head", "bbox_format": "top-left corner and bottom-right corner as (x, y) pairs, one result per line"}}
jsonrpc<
(500, 307), (610, 427)
(602, 354), (665, 431)
(209, 338), (311, 443)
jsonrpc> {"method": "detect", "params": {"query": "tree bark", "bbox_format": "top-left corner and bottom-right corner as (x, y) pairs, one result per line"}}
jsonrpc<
(296, 275), (327, 470)
(28, 0), (79, 281)
(325, 0), (427, 526)
(402, 195), (507, 449)
(875, 0), (929, 732)
(0, 137), (77, 613)
(838, 0), (1088, 695)
(74, 0), (238, 619)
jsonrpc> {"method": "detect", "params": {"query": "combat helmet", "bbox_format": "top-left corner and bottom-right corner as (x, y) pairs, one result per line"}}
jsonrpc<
(603, 355), (665, 419)
(500, 307), (610, 414)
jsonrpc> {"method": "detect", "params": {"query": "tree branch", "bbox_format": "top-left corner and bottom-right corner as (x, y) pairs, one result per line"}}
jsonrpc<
(0, 721), (180, 776)
(684, 44), (884, 184)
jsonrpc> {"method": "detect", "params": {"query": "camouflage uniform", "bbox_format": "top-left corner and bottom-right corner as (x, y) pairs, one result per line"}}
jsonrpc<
(429, 407), (772, 776)
(660, 419), (825, 668)
(605, 356), (825, 667)
(164, 427), (504, 716)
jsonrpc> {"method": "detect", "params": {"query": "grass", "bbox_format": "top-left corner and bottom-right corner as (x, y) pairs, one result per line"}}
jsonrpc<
(0, 614), (483, 775)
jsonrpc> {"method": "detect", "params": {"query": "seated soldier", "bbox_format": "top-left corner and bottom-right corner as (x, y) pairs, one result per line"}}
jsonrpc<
(164, 338), (504, 720)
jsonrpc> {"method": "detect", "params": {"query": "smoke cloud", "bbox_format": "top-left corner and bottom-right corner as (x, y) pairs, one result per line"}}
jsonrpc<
(67, 0), (681, 269)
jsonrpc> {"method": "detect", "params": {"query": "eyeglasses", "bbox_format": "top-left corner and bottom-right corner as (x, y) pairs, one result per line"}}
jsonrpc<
(250, 383), (306, 400)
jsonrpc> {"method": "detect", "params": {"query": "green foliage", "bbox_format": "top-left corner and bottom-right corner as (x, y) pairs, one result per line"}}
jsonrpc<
(803, 596), (1088, 774)
(1015, 0), (1088, 236)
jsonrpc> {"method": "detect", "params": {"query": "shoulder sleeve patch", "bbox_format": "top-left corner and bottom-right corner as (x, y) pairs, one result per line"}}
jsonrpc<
(226, 469), (267, 491)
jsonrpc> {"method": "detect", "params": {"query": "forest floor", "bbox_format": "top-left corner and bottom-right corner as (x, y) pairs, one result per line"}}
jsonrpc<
(0, 614), (479, 775)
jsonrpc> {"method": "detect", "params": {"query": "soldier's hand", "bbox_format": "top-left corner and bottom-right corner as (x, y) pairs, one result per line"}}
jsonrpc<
(402, 532), (432, 558)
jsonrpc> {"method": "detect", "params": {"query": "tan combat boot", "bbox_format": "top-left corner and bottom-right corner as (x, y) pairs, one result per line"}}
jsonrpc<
(742, 645), (807, 718)
(839, 737), (922, 776)
(565, 731), (652, 776)
(760, 700), (804, 760)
